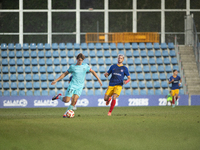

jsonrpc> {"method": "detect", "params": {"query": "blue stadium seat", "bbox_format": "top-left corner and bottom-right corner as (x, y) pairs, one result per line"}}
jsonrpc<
(102, 81), (108, 88)
(25, 74), (32, 81)
(117, 43), (124, 50)
(9, 59), (15, 66)
(26, 82), (32, 89)
(53, 51), (59, 57)
(52, 43), (58, 50)
(164, 58), (170, 64)
(0, 83), (1, 89)
(179, 89), (184, 95)
(10, 74), (17, 81)
(89, 50), (96, 57)
(31, 59), (38, 66)
(88, 43), (94, 50)
(99, 66), (105, 73)
(2, 67), (9, 73)
(124, 82), (131, 89)
(140, 90), (147, 95)
(126, 50), (132, 57)
(48, 74), (54, 81)
(33, 82), (40, 89)
(124, 43), (131, 50)
(130, 74), (137, 80)
(138, 73), (144, 80)
(10, 67), (16, 73)
(55, 66), (61, 73)
(81, 90), (86, 95)
(103, 43), (109, 50)
(64, 82), (69, 88)
(163, 89), (169, 95)
(95, 43), (102, 50)
(131, 82), (137, 88)
(45, 43), (51, 50)
(94, 81), (100, 89)
(83, 58), (89, 64)
(148, 50), (154, 57)
(145, 73), (151, 80)
(54, 59), (60, 65)
(62, 66), (68, 73)
(150, 65), (157, 72)
(132, 43), (138, 50)
(110, 43), (116, 50)
(112, 58), (118, 64)
(60, 51), (66, 57)
(59, 43), (65, 50)
(37, 43), (43, 50)
(104, 50), (110, 57)
(158, 66), (165, 72)
(171, 58), (178, 64)
(47, 66), (53, 73)
(1, 51), (7, 58)
(23, 43), (29, 50)
(40, 67), (46, 74)
(18, 74), (24, 81)
(111, 50), (117, 57)
(90, 58), (97, 65)
(42, 90), (48, 96)
(1, 43), (7, 50)
(30, 43), (36, 50)
(32, 66), (39, 73)
(34, 90), (40, 96)
(87, 90), (94, 95)
(143, 66), (150, 72)
(41, 82), (48, 89)
(61, 59), (67, 65)
(92, 66), (98, 72)
(19, 91), (25, 96)
(86, 82), (93, 89)
(146, 43), (153, 49)
(120, 90), (124, 95)
(46, 59), (52, 66)
(39, 59), (45, 66)
(74, 43), (80, 50)
(66, 43), (73, 50)
(142, 58), (148, 65)
(98, 58), (104, 65)
(152, 73), (159, 80)
(146, 81), (153, 88)
(155, 50), (161, 57)
(16, 51), (22, 58)
(31, 51), (37, 58)
(162, 50), (168, 57)
(170, 50), (176, 57)
(129, 66), (135, 72)
(17, 66), (23, 73)
(139, 43), (145, 49)
(8, 43), (14, 50)
(16, 59), (23, 66)
(25, 66), (31, 73)
(96, 51), (103, 57)
(27, 90), (33, 96)
(125, 90), (132, 95)
(165, 65), (172, 72)
(2, 59), (8, 66)
(4, 91), (10, 96)
(139, 81), (145, 88)
(82, 50), (88, 57)
(149, 58), (155, 65)
(161, 81), (168, 88)
(168, 43), (174, 49)
(133, 90), (139, 95)
(156, 58), (163, 64)
(81, 43), (87, 50)
(9, 51), (15, 58)
(105, 58), (111, 65)
(45, 51), (51, 58)
(86, 74), (92, 81)
(100, 74), (106, 81)
(11, 90), (18, 96)
(155, 89), (161, 95)
(154, 43), (160, 49)
(23, 51), (29, 58)
(41, 74), (47, 81)
(140, 50), (147, 57)
(134, 58), (141, 65)
(38, 51), (44, 58)
(3, 74), (9, 81)
(161, 43), (167, 49)
(95, 90), (101, 95)
(127, 58), (133, 65)
(133, 50), (140, 57)
(148, 89), (154, 95)
(33, 74), (39, 81)
(154, 81), (160, 88)
(160, 73), (166, 80)
(136, 66), (142, 72)
(173, 65), (179, 71)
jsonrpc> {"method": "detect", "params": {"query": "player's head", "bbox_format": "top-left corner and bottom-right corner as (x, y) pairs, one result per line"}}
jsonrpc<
(118, 54), (124, 64)
(76, 53), (85, 65)
(173, 69), (178, 76)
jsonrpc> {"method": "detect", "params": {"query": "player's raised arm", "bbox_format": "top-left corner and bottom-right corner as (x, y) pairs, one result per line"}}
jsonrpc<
(51, 71), (69, 85)
(169, 78), (174, 84)
(90, 69), (102, 86)
(104, 72), (109, 78)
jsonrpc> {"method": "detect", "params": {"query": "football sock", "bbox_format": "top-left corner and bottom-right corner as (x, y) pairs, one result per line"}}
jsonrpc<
(64, 104), (74, 114)
(109, 99), (116, 113)
(58, 96), (64, 101)
(172, 97), (175, 105)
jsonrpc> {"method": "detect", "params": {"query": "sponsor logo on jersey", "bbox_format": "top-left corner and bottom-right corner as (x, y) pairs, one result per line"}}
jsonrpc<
(64, 98), (89, 107)
(113, 73), (121, 76)
(34, 100), (58, 107)
(98, 98), (119, 106)
(3, 99), (28, 107)
(121, 69), (123, 72)
(128, 98), (149, 106)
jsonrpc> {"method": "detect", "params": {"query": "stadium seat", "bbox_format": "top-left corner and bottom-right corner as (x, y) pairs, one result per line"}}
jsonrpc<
(168, 43), (174, 49)
(37, 43), (43, 50)
(105, 58), (111, 65)
(53, 51), (59, 57)
(119, 50), (125, 55)
(81, 90), (86, 95)
(40, 74), (47, 81)
(31, 51), (37, 58)
(60, 51), (67, 57)
(173, 65), (179, 71)
(138, 73), (144, 80)
(74, 43), (80, 50)
(162, 50), (168, 57)
(133, 50), (140, 57)
(38, 51), (44, 58)
(146, 43), (153, 49)
(139, 81), (145, 88)
(63, 82), (69, 88)
(31, 59), (38, 66)
(17, 67), (23, 74)
(145, 73), (151, 80)
(30, 43), (36, 50)
(86, 82), (93, 89)
(75, 51), (81, 57)
(152, 73), (159, 80)
(33, 82), (40, 89)
(131, 82), (138, 88)
(11, 90), (18, 96)
(126, 50), (132, 57)
(92, 66), (98, 72)
(154, 81), (160, 88)
(117, 43), (124, 50)
(60, 59), (67, 65)
(80, 43), (87, 50)
(132, 43), (138, 50)
(85, 74), (92, 81)
(165, 65), (172, 72)
(158, 66), (165, 72)
(45, 51), (51, 58)
(16, 51), (22, 58)
(110, 43), (116, 50)
(130, 74), (137, 80)
(134, 58), (141, 65)
(87, 90), (93, 95)
(33, 74), (40, 81)
(16, 59), (23, 66)
(9, 59), (15, 66)
(149, 58), (155, 65)
(54, 59), (60, 65)
(3, 75), (9, 81)
(139, 43), (145, 49)
(52, 43), (58, 50)
(148, 50), (154, 57)
(136, 66), (142, 72)
(155, 89), (161, 95)
(0, 83), (1, 89)
(156, 58), (163, 64)
(150, 65), (157, 72)
(112, 58), (118, 64)
(100, 74), (106, 81)
(23, 43), (29, 50)
(161, 43), (167, 49)
(26, 82), (32, 89)
(148, 89), (154, 95)
(66, 43), (73, 50)
(99, 66), (105, 73)
(94, 81), (100, 89)
(25, 74), (32, 81)
(171, 58), (178, 64)
(90, 58), (97, 65)
(10, 74), (17, 81)
(18, 74), (24, 81)
(42, 90), (48, 96)
(179, 89), (184, 95)
(23, 51), (29, 58)
(1, 43), (7, 50)
(62, 66), (68, 73)
(95, 43), (102, 50)
(133, 90), (139, 95)
(142, 58), (148, 65)
(124, 89), (131, 95)
(89, 50), (96, 57)
(154, 43), (160, 49)
(146, 81), (153, 88)
(98, 58), (104, 65)
(127, 58), (133, 65)
(2, 59), (8, 66)
(9, 51), (15, 58)
(111, 50), (117, 57)
(47, 66), (53, 73)
(96, 51), (103, 57)
(39, 59), (45, 66)
(1, 51), (7, 58)
(8, 43), (14, 50)
(170, 50), (176, 57)
(19, 91), (25, 96)
(2, 67), (9, 73)
(48, 74), (54, 81)
(155, 50), (161, 57)
(88, 43), (94, 50)
(82, 50), (88, 57)
(27, 90), (33, 96)
(41, 82), (48, 89)
(34, 90), (40, 96)
(160, 73), (166, 80)
(161, 81), (168, 88)
(164, 58), (170, 64)
(124, 43), (131, 50)
(10, 67), (16, 73)
(45, 43), (51, 50)
(163, 89), (169, 95)
(95, 90), (101, 95)
(46, 59), (53, 66)
(104, 50), (110, 57)
(102, 81), (108, 88)
(103, 43), (109, 50)
(59, 43), (65, 50)
(143, 66), (150, 72)
(124, 82), (131, 89)
(4, 91), (10, 96)
(129, 66), (135, 72)
(140, 90), (147, 95)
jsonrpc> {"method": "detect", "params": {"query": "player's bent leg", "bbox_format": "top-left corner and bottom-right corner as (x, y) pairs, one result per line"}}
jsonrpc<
(108, 93), (118, 116)
(71, 94), (79, 106)
(52, 93), (62, 100)
(104, 94), (112, 105)
(62, 97), (71, 103)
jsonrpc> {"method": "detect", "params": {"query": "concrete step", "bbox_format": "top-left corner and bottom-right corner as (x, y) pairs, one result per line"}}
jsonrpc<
(186, 78), (200, 84)
(187, 85), (200, 90)
(182, 64), (197, 70)
(182, 61), (197, 65)
(181, 57), (196, 62)
(179, 50), (194, 55)
(184, 73), (199, 78)
(184, 70), (199, 74)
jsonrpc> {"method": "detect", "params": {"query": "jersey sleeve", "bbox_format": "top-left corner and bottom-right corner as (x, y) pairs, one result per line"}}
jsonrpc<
(86, 64), (91, 72)
(124, 67), (130, 76)
(169, 76), (172, 81)
(179, 76), (181, 80)
(69, 76), (73, 81)
(67, 65), (73, 73)
(107, 65), (113, 74)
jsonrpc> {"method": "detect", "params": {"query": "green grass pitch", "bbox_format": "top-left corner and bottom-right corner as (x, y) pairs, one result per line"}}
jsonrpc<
(0, 106), (200, 150)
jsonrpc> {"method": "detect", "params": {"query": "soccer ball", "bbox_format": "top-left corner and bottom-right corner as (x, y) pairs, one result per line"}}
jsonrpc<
(66, 110), (75, 118)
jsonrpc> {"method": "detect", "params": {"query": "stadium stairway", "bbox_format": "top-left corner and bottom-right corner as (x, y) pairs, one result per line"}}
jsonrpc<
(179, 45), (200, 95)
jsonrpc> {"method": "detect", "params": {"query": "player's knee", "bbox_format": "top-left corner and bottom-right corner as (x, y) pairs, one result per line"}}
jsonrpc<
(63, 97), (70, 103)
(104, 95), (109, 101)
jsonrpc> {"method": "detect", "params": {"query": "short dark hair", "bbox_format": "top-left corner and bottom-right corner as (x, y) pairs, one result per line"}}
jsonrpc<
(173, 69), (177, 72)
(76, 53), (85, 60)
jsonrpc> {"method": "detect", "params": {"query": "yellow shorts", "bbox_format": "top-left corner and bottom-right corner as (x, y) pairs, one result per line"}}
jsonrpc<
(105, 85), (122, 97)
(171, 89), (179, 97)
